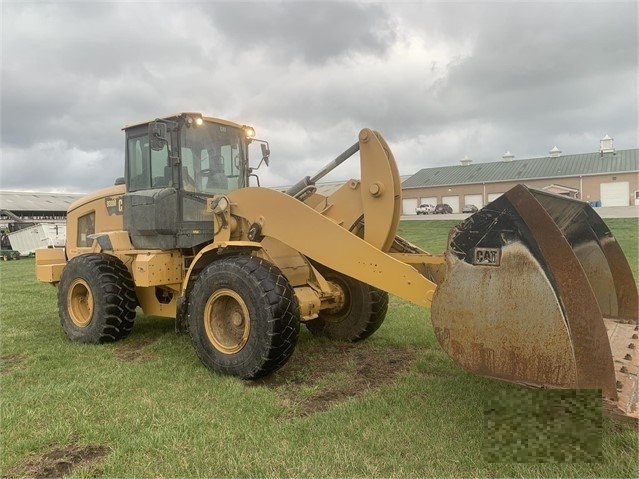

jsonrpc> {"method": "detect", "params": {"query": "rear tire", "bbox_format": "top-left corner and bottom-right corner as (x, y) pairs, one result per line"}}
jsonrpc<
(306, 266), (388, 341)
(188, 256), (300, 379)
(57, 254), (138, 343)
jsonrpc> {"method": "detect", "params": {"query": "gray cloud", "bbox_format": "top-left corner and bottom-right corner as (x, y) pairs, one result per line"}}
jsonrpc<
(0, 1), (636, 192)
(202, 2), (397, 64)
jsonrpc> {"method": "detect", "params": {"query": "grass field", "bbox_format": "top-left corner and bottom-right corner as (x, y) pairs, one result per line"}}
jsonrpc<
(1, 218), (637, 477)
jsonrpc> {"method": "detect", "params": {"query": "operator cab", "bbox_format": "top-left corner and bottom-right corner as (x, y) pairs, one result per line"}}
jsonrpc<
(122, 113), (259, 250)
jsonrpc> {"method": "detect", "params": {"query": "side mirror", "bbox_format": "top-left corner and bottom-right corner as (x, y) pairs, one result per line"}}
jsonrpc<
(261, 143), (270, 166)
(149, 121), (168, 151)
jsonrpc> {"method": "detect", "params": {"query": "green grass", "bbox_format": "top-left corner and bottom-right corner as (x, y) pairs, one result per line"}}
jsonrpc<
(1, 218), (637, 477)
(604, 218), (639, 279)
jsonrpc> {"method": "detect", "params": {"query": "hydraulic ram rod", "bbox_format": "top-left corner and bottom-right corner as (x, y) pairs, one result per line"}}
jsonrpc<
(286, 142), (360, 198)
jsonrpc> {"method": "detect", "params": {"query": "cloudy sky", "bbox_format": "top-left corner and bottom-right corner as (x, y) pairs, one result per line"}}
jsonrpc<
(1, 0), (637, 193)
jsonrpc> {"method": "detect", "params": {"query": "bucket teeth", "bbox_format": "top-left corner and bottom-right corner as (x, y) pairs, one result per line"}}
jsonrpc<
(432, 184), (638, 418)
(605, 319), (638, 418)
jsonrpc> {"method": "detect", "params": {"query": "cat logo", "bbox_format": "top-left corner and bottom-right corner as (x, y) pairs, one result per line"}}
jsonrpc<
(105, 196), (124, 216)
(473, 247), (501, 266)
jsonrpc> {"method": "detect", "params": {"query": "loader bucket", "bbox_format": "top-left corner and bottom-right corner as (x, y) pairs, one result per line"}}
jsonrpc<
(431, 185), (638, 415)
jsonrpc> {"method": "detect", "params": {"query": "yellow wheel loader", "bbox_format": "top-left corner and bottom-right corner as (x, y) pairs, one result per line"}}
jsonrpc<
(35, 112), (638, 417)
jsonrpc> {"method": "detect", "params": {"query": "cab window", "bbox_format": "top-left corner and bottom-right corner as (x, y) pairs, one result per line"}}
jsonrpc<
(180, 122), (245, 194)
(127, 133), (170, 191)
(77, 212), (95, 247)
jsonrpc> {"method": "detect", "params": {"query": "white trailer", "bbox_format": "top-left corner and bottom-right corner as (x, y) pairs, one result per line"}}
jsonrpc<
(7, 223), (66, 256)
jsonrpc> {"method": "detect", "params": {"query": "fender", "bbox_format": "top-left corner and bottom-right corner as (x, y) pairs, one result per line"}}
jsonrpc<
(181, 240), (263, 294)
(173, 240), (262, 333)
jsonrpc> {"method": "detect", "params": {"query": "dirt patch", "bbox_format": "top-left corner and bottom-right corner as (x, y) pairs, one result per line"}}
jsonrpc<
(113, 338), (156, 362)
(0, 354), (26, 376)
(250, 342), (416, 418)
(3, 443), (109, 479)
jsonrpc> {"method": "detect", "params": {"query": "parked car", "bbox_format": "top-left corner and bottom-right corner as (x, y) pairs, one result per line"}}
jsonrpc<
(462, 204), (478, 213)
(415, 203), (435, 215)
(434, 203), (453, 214)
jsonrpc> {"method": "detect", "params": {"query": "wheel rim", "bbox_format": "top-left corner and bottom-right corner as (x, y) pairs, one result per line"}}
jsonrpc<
(67, 279), (94, 327)
(204, 289), (251, 354)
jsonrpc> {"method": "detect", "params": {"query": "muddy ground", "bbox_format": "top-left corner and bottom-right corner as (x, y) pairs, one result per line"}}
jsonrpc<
(3, 443), (109, 479)
(250, 341), (417, 418)
(113, 338), (156, 362)
(0, 354), (26, 376)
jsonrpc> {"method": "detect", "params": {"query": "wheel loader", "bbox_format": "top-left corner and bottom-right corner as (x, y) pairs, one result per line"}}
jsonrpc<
(35, 112), (638, 418)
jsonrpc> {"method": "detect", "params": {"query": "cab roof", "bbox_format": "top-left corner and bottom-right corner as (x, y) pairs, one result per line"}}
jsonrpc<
(122, 112), (246, 131)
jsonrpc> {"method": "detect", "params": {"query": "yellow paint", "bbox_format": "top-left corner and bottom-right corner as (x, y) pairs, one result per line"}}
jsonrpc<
(132, 252), (182, 287)
(35, 248), (67, 283)
(229, 187), (437, 308)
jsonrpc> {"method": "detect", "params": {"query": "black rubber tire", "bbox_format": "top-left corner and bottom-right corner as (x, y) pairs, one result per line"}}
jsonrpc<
(57, 253), (138, 343)
(188, 255), (300, 379)
(306, 266), (388, 341)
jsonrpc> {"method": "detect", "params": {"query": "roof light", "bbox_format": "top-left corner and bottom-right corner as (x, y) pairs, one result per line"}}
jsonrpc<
(185, 114), (203, 128)
(244, 126), (256, 139)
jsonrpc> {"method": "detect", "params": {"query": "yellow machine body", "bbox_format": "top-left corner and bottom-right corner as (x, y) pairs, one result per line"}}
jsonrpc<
(36, 113), (638, 418)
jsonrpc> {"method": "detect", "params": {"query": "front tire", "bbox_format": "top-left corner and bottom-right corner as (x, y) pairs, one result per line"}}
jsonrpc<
(188, 256), (300, 379)
(306, 266), (388, 341)
(57, 254), (138, 343)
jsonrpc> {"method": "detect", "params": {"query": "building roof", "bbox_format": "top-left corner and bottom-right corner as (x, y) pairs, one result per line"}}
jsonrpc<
(402, 148), (639, 189)
(0, 191), (85, 212)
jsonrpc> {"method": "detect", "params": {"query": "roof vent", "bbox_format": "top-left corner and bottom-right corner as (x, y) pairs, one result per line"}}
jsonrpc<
(549, 146), (561, 157)
(502, 151), (514, 162)
(600, 134), (615, 154)
(460, 155), (472, 167)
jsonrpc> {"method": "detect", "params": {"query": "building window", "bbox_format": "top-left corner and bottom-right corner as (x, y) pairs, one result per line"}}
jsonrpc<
(77, 212), (95, 247)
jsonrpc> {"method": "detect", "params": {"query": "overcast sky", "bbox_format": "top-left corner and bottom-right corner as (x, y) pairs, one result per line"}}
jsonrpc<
(1, 0), (637, 193)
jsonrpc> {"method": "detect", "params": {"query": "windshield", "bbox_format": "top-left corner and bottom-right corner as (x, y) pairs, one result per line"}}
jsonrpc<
(180, 121), (245, 194)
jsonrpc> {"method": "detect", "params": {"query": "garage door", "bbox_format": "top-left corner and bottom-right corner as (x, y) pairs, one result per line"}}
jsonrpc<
(442, 195), (460, 213)
(402, 198), (419, 215)
(464, 194), (483, 209)
(487, 193), (504, 203)
(600, 182), (629, 207)
(420, 196), (437, 207)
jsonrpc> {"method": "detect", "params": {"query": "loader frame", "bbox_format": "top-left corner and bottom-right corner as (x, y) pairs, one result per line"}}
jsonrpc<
(35, 112), (638, 417)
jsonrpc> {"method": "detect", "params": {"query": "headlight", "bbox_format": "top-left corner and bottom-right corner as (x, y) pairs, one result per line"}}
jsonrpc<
(185, 114), (204, 127)
(244, 126), (256, 139)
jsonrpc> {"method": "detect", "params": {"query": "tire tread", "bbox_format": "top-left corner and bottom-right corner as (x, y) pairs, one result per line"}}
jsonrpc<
(58, 253), (137, 343)
(188, 255), (300, 379)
